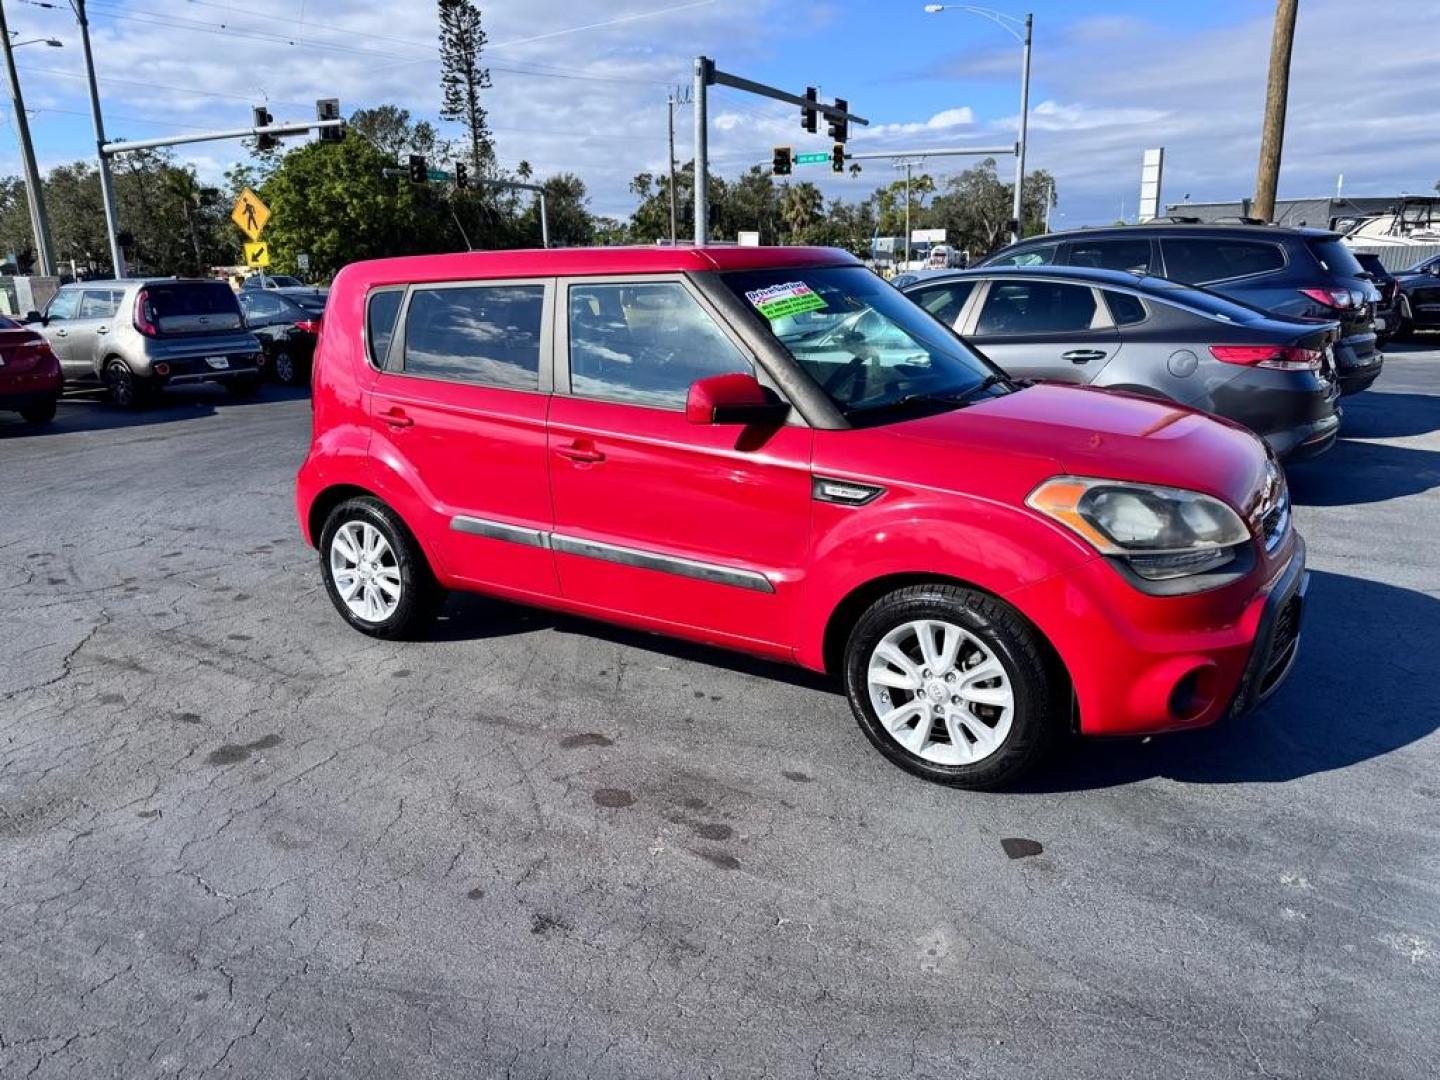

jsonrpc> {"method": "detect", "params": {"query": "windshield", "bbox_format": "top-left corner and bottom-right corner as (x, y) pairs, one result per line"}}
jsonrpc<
(1308, 239), (1365, 278)
(720, 266), (1002, 420)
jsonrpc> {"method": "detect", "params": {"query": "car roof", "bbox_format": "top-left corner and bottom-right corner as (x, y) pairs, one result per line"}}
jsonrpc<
(339, 245), (861, 289)
(903, 264), (1172, 290)
(987, 222), (1340, 256)
(60, 277), (225, 288)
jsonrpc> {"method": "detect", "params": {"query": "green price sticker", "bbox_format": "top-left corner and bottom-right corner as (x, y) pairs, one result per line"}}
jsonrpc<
(745, 281), (828, 320)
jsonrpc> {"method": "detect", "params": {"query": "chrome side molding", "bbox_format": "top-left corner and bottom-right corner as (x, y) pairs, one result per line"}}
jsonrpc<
(449, 515), (774, 593)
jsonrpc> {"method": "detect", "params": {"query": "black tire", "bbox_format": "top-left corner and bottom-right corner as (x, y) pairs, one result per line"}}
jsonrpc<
(225, 375), (263, 397)
(19, 399), (57, 424)
(104, 358), (153, 408)
(271, 349), (305, 386)
(318, 496), (444, 640)
(1391, 316), (1414, 343)
(843, 583), (1061, 790)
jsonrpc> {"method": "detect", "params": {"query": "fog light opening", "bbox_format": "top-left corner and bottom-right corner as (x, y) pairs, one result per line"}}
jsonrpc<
(153, 362), (170, 377)
(1168, 666), (1217, 722)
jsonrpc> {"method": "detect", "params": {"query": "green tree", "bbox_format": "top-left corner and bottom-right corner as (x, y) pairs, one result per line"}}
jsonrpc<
(520, 173), (594, 247)
(928, 159), (1057, 256)
(350, 105), (442, 160)
(438, 0), (494, 177)
(258, 136), (456, 279)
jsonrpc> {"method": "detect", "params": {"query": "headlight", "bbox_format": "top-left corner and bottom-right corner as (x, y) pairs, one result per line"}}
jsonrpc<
(1027, 476), (1251, 580)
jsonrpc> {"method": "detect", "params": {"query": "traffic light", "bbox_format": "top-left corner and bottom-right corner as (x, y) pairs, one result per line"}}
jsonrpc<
(253, 106), (277, 152)
(827, 98), (849, 143)
(801, 87), (818, 134)
(772, 146), (792, 176)
(316, 98), (343, 143)
(408, 155), (427, 184)
(455, 161), (469, 189)
(831, 143), (845, 174)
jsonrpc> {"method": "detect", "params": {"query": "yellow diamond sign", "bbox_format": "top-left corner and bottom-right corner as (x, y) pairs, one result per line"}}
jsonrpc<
(232, 187), (270, 241)
(244, 241), (271, 268)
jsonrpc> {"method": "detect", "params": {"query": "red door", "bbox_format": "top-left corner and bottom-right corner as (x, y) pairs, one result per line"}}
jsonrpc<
(368, 281), (558, 599)
(546, 277), (813, 656)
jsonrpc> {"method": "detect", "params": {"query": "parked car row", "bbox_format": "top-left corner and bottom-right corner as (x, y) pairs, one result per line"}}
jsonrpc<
(1, 276), (330, 418)
(295, 244), (1307, 791)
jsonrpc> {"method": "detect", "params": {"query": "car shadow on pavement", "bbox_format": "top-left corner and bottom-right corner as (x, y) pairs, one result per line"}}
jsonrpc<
(431, 592), (839, 694)
(1287, 437), (1440, 505)
(1333, 390), (1440, 439)
(1021, 569), (1440, 791)
(0, 384), (308, 439)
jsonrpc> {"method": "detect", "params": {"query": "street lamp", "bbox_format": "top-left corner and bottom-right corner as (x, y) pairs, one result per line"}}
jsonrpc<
(923, 5), (1033, 244)
(0, 16), (63, 277)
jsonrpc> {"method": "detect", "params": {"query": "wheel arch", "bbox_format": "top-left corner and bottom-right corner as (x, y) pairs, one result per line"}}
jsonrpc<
(307, 483), (379, 549)
(820, 570), (1076, 726)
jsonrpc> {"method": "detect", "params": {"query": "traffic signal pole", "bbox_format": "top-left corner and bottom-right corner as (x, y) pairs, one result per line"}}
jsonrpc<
(73, 0), (125, 277)
(0, 0), (56, 276)
(692, 56), (868, 244)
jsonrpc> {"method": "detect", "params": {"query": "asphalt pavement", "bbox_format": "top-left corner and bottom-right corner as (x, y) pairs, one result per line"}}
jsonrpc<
(2, 346), (1439, 1079)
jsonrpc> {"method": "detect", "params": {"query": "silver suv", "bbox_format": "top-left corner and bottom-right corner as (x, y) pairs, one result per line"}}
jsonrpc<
(27, 278), (264, 406)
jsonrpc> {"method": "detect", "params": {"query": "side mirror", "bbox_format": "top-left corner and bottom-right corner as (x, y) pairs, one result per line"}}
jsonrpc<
(22, 310), (42, 325)
(685, 373), (789, 426)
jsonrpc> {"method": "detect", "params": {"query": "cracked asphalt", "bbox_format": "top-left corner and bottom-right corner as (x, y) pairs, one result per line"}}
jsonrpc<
(2, 348), (1439, 1079)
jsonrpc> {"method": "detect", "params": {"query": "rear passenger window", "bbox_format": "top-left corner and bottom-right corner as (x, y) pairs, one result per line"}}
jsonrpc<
(1103, 291), (1148, 325)
(78, 290), (120, 319)
(402, 284), (544, 389)
(907, 281), (975, 328)
(367, 289), (403, 369)
(1067, 239), (1151, 273)
(987, 243), (1058, 267)
(567, 282), (750, 408)
(975, 281), (1098, 335)
(1160, 239), (1285, 284)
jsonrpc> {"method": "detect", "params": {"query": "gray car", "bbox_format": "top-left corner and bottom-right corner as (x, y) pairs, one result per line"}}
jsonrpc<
(901, 266), (1343, 461)
(27, 278), (264, 407)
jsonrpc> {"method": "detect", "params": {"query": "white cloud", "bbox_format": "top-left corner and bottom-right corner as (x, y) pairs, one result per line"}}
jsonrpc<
(866, 106), (975, 137)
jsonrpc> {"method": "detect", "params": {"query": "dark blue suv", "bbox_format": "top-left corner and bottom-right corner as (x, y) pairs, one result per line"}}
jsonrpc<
(977, 222), (1383, 395)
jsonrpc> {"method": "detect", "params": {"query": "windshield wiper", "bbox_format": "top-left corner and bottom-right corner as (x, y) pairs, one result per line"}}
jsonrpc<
(941, 373), (1011, 405)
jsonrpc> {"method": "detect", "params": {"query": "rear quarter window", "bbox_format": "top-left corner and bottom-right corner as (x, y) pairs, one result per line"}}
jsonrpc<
(1160, 238), (1286, 284)
(1308, 239), (1365, 277)
(366, 289), (403, 368)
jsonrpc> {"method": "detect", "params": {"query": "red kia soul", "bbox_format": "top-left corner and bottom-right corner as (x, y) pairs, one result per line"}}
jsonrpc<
(297, 246), (1306, 788)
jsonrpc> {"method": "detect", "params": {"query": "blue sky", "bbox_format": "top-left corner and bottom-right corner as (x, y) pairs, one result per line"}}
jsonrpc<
(3, 0), (1438, 232)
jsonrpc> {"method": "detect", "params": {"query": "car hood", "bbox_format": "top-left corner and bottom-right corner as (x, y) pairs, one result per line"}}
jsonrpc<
(843, 383), (1270, 514)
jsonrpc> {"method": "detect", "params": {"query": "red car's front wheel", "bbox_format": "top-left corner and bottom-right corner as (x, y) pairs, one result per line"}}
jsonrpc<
(843, 583), (1062, 789)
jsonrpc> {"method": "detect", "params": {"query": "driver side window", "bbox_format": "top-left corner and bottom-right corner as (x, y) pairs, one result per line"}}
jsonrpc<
(45, 289), (80, 322)
(567, 281), (750, 409)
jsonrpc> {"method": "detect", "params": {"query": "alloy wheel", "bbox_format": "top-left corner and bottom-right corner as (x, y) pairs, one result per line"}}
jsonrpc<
(106, 361), (134, 407)
(865, 618), (1015, 765)
(274, 350), (296, 384)
(328, 521), (402, 623)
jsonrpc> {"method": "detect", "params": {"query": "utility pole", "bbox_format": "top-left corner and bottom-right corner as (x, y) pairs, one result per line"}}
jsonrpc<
(1254, 0), (1298, 224)
(692, 57), (709, 245)
(72, 0), (125, 276)
(1010, 13), (1032, 243)
(903, 160), (914, 269)
(667, 91), (677, 245)
(0, 4), (57, 276)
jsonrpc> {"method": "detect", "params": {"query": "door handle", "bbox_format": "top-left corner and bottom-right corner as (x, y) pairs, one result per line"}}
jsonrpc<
(1063, 349), (1107, 363)
(96, 325), (110, 334)
(54, 328), (67, 337)
(380, 407), (413, 429)
(555, 440), (605, 464)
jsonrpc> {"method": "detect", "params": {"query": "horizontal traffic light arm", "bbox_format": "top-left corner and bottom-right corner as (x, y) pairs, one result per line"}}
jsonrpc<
(707, 67), (868, 127)
(101, 118), (346, 157)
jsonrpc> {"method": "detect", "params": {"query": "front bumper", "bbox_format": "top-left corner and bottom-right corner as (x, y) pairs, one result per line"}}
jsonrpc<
(1006, 532), (1307, 738)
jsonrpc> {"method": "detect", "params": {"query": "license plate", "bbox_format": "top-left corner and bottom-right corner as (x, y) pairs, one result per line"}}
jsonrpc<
(205, 356), (230, 369)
